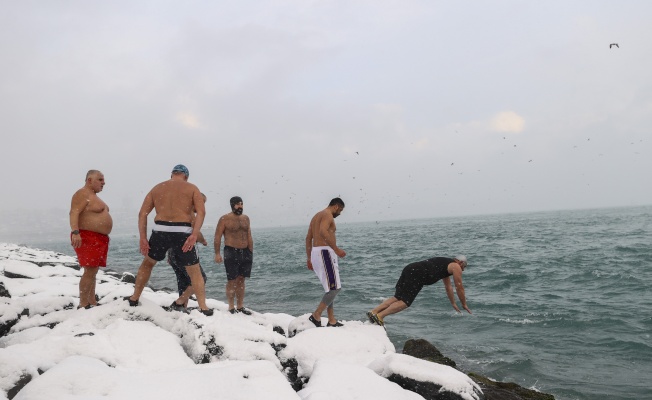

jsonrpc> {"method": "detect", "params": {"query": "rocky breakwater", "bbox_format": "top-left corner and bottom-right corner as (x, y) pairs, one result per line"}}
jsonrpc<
(1, 243), (553, 400)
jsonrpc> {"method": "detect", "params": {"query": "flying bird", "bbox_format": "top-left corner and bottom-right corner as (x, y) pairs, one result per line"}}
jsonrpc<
(610, 43), (619, 49)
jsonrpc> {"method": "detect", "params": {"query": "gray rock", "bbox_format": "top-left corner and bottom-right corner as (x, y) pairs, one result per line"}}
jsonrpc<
(402, 338), (457, 368)
(403, 338), (555, 400)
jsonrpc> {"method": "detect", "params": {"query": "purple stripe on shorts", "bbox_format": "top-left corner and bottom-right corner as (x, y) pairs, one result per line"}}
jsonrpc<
(321, 249), (337, 290)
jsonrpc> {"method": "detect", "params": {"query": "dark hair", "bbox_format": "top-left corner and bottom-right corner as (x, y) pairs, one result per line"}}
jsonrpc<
(329, 197), (345, 208)
(230, 196), (243, 207)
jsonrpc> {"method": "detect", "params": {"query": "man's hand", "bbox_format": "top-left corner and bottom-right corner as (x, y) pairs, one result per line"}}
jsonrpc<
(215, 254), (223, 263)
(200, 239), (208, 246)
(71, 234), (82, 248)
(182, 234), (197, 252)
(139, 238), (150, 256)
(335, 248), (346, 258)
(307, 259), (313, 270)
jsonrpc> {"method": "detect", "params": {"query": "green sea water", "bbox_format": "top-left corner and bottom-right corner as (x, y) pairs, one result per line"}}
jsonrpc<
(16, 206), (652, 400)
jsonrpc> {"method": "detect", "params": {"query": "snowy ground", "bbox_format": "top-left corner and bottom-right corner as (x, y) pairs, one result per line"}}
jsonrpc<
(0, 243), (482, 400)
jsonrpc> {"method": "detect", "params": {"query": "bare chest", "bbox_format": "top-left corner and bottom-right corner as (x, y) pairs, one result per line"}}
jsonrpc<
(86, 196), (109, 214)
(224, 217), (249, 232)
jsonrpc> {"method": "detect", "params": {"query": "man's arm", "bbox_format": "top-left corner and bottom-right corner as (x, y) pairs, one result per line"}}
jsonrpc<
(214, 216), (226, 263)
(442, 277), (460, 312)
(191, 189), (205, 235)
(69, 191), (87, 248)
(449, 263), (472, 314)
(190, 208), (207, 246)
(138, 192), (155, 256)
(246, 216), (253, 252)
(197, 231), (208, 246)
(305, 225), (313, 270)
(319, 216), (345, 257)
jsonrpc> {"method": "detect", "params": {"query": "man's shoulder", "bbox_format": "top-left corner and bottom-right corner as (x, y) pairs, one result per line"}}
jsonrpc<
(151, 180), (169, 190)
(72, 187), (92, 200)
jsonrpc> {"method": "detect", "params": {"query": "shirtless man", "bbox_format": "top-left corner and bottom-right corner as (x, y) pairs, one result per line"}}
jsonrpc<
(125, 165), (213, 316)
(214, 196), (254, 314)
(367, 256), (471, 327)
(69, 170), (113, 309)
(305, 197), (346, 327)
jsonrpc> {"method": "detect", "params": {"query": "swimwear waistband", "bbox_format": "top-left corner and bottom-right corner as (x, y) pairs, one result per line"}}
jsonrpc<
(312, 246), (333, 250)
(224, 245), (250, 252)
(78, 229), (109, 238)
(153, 221), (192, 233)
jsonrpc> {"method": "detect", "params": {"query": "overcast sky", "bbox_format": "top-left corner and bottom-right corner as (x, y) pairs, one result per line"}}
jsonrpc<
(2, 1), (651, 229)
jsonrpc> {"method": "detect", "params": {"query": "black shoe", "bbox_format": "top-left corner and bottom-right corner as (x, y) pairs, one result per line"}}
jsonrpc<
(237, 307), (252, 315)
(169, 301), (186, 312)
(200, 309), (214, 316)
(229, 308), (238, 314)
(77, 304), (92, 310)
(366, 311), (375, 323)
(327, 321), (343, 327)
(309, 315), (321, 327)
(123, 296), (139, 307)
(370, 313), (386, 330)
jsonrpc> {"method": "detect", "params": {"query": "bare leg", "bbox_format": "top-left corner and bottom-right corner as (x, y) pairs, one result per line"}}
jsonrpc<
(185, 264), (208, 310)
(377, 300), (408, 319)
(176, 285), (195, 308)
(312, 302), (328, 322)
(128, 257), (157, 301)
(89, 276), (97, 306)
(235, 276), (246, 309)
(226, 279), (237, 310)
(326, 305), (337, 325)
(79, 267), (99, 307)
(372, 296), (399, 314)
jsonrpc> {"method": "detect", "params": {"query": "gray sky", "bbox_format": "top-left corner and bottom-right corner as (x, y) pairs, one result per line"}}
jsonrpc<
(2, 1), (651, 230)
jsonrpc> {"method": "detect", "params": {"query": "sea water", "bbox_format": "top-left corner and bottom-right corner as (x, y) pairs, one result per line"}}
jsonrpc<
(15, 206), (652, 400)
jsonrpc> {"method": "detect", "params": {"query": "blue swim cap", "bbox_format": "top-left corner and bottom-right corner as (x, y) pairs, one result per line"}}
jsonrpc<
(172, 164), (189, 177)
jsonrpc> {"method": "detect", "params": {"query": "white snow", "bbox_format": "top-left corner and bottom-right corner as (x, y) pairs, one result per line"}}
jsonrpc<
(0, 243), (482, 400)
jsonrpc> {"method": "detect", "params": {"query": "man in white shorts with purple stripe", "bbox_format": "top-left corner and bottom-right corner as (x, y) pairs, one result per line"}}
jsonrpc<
(305, 197), (346, 327)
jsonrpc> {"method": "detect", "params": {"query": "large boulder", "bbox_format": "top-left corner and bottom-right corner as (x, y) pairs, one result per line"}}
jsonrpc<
(403, 338), (457, 368)
(369, 353), (484, 400)
(403, 338), (555, 400)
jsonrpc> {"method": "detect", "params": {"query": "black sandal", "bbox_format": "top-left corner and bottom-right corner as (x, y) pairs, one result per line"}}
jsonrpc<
(309, 315), (322, 327)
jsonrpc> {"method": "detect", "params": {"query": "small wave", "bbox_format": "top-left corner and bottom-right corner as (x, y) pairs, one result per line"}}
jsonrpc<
(366, 296), (389, 302)
(591, 269), (618, 278)
(499, 318), (538, 325)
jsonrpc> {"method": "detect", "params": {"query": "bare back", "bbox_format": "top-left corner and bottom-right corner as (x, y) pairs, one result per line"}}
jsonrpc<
(308, 209), (336, 247)
(149, 179), (199, 223)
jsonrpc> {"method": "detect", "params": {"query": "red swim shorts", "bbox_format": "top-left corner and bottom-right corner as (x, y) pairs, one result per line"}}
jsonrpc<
(72, 230), (110, 267)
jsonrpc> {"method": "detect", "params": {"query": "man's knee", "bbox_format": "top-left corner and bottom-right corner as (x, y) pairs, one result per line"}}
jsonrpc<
(81, 267), (99, 277)
(142, 256), (157, 269)
(185, 264), (202, 278)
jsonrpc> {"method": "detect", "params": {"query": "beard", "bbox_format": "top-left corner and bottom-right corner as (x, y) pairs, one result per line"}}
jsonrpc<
(233, 208), (243, 215)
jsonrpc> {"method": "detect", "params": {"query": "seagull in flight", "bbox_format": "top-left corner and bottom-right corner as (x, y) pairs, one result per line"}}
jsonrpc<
(610, 43), (619, 49)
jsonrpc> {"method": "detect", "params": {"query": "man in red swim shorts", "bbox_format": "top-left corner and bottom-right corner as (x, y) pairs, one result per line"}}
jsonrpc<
(69, 170), (113, 309)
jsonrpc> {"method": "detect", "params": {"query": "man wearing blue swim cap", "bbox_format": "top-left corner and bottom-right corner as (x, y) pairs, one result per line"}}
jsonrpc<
(124, 164), (214, 316)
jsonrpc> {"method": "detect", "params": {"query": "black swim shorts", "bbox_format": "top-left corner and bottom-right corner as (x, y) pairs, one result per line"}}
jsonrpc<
(224, 245), (253, 281)
(148, 222), (199, 267)
(393, 263), (426, 307)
